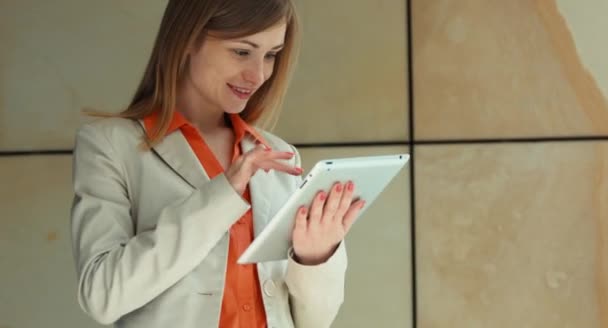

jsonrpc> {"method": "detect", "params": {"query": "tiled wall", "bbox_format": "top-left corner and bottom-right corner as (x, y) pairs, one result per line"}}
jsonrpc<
(2, 0), (607, 328)
(0, 1), (410, 328)
(413, 0), (608, 327)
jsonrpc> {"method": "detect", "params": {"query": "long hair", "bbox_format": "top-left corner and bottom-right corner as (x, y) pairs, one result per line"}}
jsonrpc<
(91, 0), (300, 147)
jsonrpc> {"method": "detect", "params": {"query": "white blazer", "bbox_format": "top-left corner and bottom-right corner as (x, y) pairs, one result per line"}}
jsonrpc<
(69, 117), (347, 328)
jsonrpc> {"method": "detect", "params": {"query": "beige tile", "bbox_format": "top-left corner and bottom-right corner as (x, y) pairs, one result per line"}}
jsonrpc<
(0, 156), (103, 327)
(416, 143), (608, 327)
(298, 146), (412, 328)
(0, 2), (165, 151)
(275, 1), (408, 143)
(0, 147), (412, 327)
(556, 0), (608, 98)
(414, 0), (608, 139)
(1, 1), (408, 151)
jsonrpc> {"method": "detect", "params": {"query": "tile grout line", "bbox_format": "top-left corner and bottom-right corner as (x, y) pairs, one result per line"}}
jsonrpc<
(5, 136), (608, 157)
(406, 0), (418, 327)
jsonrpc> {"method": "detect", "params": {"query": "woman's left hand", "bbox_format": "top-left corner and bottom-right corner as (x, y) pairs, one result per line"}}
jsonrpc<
(291, 181), (365, 265)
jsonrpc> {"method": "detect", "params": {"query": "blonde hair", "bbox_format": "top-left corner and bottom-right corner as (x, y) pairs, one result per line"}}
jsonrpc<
(90, 0), (300, 147)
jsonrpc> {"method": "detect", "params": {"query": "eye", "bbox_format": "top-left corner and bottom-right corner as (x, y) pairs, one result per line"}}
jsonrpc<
(265, 53), (278, 61)
(232, 49), (250, 57)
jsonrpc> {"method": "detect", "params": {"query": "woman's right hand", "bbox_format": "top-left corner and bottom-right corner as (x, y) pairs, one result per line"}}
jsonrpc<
(225, 144), (303, 195)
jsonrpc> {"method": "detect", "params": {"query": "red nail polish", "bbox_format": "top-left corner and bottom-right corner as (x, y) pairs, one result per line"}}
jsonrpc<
(300, 207), (307, 215)
(319, 192), (327, 201)
(336, 184), (343, 192)
(347, 182), (354, 191)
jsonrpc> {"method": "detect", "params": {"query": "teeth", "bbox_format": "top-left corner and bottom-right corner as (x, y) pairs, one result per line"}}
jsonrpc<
(232, 86), (251, 94)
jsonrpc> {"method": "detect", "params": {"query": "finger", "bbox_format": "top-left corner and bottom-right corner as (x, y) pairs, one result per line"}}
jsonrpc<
(308, 191), (327, 230)
(342, 200), (366, 233)
(258, 151), (296, 161)
(246, 148), (292, 164)
(247, 150), (295, 169)
(258, 160), (302, 175)
(241, 149), (294, 173)
(334, 181), (355, 223)
(292, 206), (308, 239)
(322, 182), (343, 223)
(249, 143), (271, 155)
(239, 144), (270, 169)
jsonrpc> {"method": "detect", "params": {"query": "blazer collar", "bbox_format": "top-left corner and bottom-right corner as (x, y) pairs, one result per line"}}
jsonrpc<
(138, 111), (272, 234)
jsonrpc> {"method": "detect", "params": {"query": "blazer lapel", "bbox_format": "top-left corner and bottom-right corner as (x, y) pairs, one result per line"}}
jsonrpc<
(138, 120), (210, 189)
(241, 135), (271, 237)
(138, 119), (269, 231)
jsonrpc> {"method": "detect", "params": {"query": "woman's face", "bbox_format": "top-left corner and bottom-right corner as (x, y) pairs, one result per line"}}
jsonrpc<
(184, 22), (287, 115)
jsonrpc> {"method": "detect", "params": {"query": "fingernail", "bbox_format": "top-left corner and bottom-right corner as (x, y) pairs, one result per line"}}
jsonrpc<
(295, 167), (303, 173)
(319, 192), (327, 201)
(360, 201), (366, 208)
(300, 207), (307, 215)
(336, 183), (343, 192)
(347, 181), (354, 191)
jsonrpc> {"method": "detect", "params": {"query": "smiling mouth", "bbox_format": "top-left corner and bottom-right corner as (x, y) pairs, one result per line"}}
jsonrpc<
(228, 83), (253, 99)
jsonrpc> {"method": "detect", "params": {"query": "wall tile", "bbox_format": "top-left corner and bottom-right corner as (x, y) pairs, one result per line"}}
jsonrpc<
(0, 156), (102, 327)
(0, 1), (165, 151)
(275, 0), (408, 143)
(0, 145), (412, 327)
(0, 1), (409, 150)
(298, 146), (412, 328)
(415, 142), (608, 327)
(413, 0), (608, 140)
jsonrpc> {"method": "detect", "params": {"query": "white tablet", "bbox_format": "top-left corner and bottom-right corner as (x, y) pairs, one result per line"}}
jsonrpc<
(238, 153), (410, 264)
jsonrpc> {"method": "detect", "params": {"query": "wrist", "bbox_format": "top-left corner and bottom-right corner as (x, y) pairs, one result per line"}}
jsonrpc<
(293, 244), (339, 266)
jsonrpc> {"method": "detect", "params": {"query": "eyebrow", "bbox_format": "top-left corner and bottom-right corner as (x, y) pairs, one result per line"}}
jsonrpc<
(237, 40), (284, 50)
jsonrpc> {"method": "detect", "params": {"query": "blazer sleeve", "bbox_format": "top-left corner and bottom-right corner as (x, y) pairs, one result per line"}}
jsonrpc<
(283, 144), (348, 328)
(70, 123), (250, 325)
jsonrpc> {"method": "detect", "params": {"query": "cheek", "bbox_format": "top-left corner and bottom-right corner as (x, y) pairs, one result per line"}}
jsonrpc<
(264, 63), (276, 81)
(188, 57), (208, 83)
(189, 56), (225, 90)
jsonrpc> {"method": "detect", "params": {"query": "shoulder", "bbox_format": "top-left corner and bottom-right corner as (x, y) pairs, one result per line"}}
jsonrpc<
(77, 117), (143, 140)
(74, 117), (145, 156)
(76, 117), (144, 144)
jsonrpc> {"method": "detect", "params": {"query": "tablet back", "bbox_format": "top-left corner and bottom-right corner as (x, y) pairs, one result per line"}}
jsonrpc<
(238, 153), (410, 264)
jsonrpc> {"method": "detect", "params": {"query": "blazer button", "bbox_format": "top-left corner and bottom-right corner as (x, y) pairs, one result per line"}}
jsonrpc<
(263, 279), (276, 297)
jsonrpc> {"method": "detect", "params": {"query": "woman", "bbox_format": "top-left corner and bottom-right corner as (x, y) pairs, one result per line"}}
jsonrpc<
(70, 0), (365, 327)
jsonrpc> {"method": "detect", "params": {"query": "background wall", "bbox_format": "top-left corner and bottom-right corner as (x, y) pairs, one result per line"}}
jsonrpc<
(413, 0), (608, 327)
(0, 1), (410, 327)
(1, 0), (607, 327)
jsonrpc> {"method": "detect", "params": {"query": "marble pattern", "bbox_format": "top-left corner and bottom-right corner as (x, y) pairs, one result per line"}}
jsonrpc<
(556, 0), (608, 99)
(414, 0), (608, 139)
(415, 143), (608, 327)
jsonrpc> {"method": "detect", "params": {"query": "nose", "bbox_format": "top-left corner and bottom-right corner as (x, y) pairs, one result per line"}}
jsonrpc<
(242, 58), (266, 87)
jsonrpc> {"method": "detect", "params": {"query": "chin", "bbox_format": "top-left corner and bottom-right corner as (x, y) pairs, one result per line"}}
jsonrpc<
(223, 103), (248, 115)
